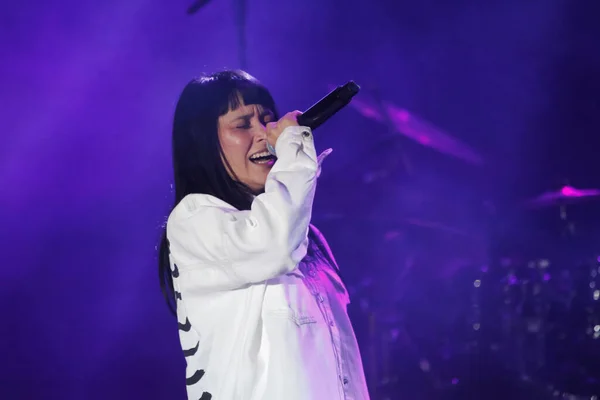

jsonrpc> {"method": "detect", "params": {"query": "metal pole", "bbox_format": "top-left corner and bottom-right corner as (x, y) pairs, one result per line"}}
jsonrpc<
(234, 0), (247, 69)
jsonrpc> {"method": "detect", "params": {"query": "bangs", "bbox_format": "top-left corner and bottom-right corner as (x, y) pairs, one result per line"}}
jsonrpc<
(198, 70), (277, 118)
(225, 85), (277, 116)
(193, 70), (279, 119)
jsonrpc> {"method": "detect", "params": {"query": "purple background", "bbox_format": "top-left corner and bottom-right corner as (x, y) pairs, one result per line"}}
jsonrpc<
(2, 0), (599, 398)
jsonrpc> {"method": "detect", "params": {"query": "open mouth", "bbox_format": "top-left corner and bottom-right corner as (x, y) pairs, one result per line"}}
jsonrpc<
(249, 151), (277, 165)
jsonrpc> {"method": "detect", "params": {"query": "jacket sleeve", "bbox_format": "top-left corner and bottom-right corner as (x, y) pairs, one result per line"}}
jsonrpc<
(166, 125), (319, 290)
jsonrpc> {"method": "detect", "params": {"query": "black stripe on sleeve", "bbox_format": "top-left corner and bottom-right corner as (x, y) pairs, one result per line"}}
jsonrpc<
(183, 341), (199, 357)
(178, 318), (191, 332)
(186, 369), (205, 385)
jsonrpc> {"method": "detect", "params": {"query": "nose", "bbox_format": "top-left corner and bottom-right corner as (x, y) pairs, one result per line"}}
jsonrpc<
(253, 121), (268, 142)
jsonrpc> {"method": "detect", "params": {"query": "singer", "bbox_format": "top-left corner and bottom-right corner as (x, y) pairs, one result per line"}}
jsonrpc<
(158, 70), (369, 400)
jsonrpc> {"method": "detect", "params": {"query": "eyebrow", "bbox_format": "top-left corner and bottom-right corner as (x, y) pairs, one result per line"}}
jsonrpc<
(231, 110), (273, 122)
(231, 112), (254, 122)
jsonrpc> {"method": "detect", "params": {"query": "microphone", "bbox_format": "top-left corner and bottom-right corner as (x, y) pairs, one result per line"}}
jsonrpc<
(265, 81), (360, 156)
(297, 81), (360, 130)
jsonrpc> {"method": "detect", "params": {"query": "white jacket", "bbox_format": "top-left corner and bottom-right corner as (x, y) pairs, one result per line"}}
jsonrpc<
(167, 126), (370, 400)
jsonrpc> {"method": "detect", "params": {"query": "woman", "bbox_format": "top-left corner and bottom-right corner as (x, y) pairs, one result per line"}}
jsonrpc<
(158, 70), (369, 400)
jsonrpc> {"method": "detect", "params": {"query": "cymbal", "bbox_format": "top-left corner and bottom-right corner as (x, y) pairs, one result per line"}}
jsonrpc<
(524, 185), (600, 208)
(341, 89), (484, 165)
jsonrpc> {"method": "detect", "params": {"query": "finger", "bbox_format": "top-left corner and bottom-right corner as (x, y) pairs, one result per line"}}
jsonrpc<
(279, 111), (302, 128)
(288, 110), (302, 123)
(266, 121), (277, 133)
(277, 120), (295, 131)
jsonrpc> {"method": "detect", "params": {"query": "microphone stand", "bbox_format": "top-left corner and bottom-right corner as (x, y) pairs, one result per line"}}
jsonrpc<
(233, 0), (248, 69)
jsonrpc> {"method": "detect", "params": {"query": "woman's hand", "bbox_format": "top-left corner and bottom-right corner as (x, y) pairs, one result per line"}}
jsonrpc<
(266, 111), (302, 150)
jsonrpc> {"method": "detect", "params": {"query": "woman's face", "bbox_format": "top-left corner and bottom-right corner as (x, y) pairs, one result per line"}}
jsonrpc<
(217, 101), (276, 192)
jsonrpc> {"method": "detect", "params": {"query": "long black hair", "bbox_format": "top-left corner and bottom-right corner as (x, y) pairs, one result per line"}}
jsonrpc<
(158, 70), (279, 314)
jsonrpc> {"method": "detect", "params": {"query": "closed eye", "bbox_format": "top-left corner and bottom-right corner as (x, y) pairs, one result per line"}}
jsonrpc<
(234, 110), (274, 129)
(235, 117), (252, 129)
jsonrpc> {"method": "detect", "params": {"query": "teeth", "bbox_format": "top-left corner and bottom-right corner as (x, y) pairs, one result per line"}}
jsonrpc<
(250, 151), (271, 160)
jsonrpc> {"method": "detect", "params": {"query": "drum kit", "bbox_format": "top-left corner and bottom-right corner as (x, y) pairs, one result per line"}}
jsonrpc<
(482, 187), (600, 398)
(320, 89), (600, 399)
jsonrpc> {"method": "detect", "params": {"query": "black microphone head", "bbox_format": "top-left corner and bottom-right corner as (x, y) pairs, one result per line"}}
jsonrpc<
(343, 81), (360, 97)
